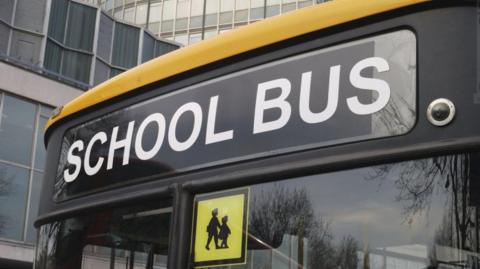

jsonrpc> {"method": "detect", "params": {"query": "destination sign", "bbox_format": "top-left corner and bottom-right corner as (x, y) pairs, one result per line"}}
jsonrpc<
(55, 30), (416, 200)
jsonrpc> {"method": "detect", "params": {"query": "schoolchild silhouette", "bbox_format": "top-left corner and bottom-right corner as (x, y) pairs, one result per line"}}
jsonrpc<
(205, 208), (220, 250)
(218, 215), (231, 249)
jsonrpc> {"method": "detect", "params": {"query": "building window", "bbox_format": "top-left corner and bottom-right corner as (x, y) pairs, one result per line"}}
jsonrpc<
(188, 32), (201, 44)
(142, 31), (156, 62)
(65, 2), (96, 52)
(0, 24), (9, 55)
(45, 0), (180, 87)
(135, 3), (148, 24)
(10, 31), (42, 64)
(266, 0), (280, 17)
(220, 0), (234, 12)
(0, 95), (36, 165)
(61, 50), (92, 83)
(97, 13), (114, 62)
(48, 0), (68, 43)
(112, 22), (140, 68)
(14, 0), (47, 33)
(0, 0), (15, 24)
(298, 0), (313, 8)
(234, 9), (248, 22)
(149, 2), (163, 23)
(0, 162), (29, 241)
(46, 0), (95, 85)
(44, 40), (62, 73)
(0, 92), (53, 243)
(155, 40), (177, 56)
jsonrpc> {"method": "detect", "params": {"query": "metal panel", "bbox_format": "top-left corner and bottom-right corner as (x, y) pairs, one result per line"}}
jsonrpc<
(14, 0), (47, 33)
(97, 13), (114, 62)
(142, 31), (155, 62)
(93, 58), (110, 85)
(10, 30), (43, 65)
(65, 2), (96, 51)
(0, 0), (15, 24)
(0, 24), (10, 55)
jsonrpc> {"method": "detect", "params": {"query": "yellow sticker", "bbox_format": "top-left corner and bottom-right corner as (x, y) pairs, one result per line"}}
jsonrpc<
(192, 188), (249, 268)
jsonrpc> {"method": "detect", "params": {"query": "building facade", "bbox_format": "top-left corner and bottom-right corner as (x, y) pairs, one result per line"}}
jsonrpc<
(45, 0), (180, 87)
(0, 0), (179, 268)
(1, 0), (180, 89)
(97, 0), (326, 45)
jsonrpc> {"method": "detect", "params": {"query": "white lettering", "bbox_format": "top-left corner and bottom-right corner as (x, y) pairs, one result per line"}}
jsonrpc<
(84, 132), (107, 176)
(253, 78), (292, 134)
(206, 95), (234, 144)
(347, 57), (391, 115)
(64, 140), (84, 183)
(299, 66), (341, 124)
(107, 121), (135, 170)
(135, 113), (166, 160)
(168, 102), (203, 151)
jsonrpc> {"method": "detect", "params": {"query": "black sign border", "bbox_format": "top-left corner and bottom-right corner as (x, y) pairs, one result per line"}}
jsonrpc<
(191, 188), (250, 268)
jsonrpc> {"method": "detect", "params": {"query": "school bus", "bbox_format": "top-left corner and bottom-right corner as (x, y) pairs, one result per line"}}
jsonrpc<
(35, 0), (479, 268)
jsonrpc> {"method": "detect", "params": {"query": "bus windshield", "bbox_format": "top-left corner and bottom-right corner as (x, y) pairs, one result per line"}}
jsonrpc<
(36, 152), (480, 269)
(35, 201), (171, 269)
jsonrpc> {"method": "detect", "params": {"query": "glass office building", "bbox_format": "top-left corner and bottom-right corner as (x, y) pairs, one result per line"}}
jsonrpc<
(97, 0), (325, 45)
(45, 0), (180, 87)
(0, 93), (52, 244)
(0, 0), (179, 268)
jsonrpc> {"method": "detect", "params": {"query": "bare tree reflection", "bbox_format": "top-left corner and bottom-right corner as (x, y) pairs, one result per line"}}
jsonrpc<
(35, 221), (63, 269)
(249, 184), (360, 269)
(337, 235), (360, 269)
(367, 153), (480, 264)
(0, 167), (13, 236)
(375, 87), (415, 136)
(434, 212), (455, 249)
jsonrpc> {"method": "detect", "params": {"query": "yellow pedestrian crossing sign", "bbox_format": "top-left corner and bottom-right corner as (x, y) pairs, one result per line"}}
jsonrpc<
(191, 188), (249, 267)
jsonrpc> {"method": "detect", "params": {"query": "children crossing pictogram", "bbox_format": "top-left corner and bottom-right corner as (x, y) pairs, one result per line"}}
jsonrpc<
(192, 189), (249, 268)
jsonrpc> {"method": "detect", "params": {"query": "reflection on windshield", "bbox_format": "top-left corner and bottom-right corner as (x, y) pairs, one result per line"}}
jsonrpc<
(224, 152), (480, 269)
(35, 202), (171, 269)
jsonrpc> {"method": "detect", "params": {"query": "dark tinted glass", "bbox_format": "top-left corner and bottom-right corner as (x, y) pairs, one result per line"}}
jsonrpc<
(65, 2), (96, 51)
(44, 40), (62, 73)
(61, 50), (92, 84)
(26, 171), (43, 243)
(14, 0), (46, 33)
(34, 116), (48, 170)
(110, 67), (124, 78)
(10, 30), (42, 64)
(97, 13), (114, 62)
(35, 201), (172, 269)
(93, 58), (111, 85)
(0, 0), (14, 24)
(142, 32), (155, 62)
(112, 23), (139, 68)
(155, 41), (178, 57)
(0, 95), (36, 165)
(0, 163), (29, 241)
(48, 0), (68, 42)
(0, 23), (10, 55)
(193, 152), (480, 268)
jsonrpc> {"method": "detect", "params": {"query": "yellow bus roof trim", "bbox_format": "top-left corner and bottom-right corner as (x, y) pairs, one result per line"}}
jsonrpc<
(46, 0), (428, 131)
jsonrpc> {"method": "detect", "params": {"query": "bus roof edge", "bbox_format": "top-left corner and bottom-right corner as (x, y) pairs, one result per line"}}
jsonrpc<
(45, 0), (429, 131)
